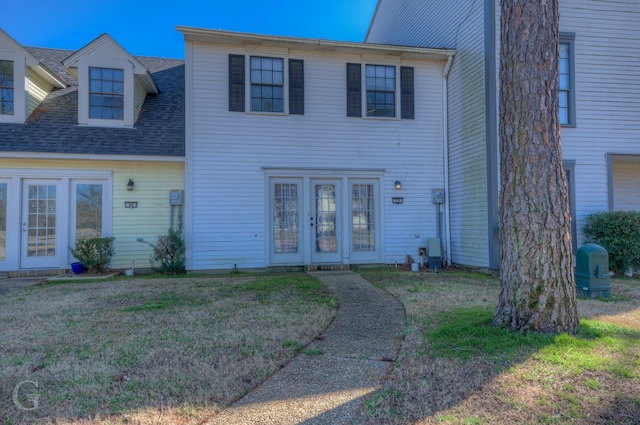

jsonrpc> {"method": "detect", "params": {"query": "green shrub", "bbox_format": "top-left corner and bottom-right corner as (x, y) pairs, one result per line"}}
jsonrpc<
(69, 237), (115, 273)
(147, 230), (186, 275)
(583, 211), (640, 273)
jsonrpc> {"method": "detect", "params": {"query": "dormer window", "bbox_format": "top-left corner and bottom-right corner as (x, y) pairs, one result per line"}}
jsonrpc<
(62, 33), (158, 128)
(89, 67), (124, 120)
(0, 60), (14, 115)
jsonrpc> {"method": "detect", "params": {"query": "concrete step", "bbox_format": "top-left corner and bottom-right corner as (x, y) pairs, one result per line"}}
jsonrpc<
(7, 269), (66, 278)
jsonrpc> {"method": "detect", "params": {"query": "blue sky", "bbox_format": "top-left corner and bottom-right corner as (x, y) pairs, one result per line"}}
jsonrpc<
(2, 0), (379, 59)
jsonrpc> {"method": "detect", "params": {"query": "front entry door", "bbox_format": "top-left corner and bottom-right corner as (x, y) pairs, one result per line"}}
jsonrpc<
(311, 180), (342, 263)
(21, 180), (62, 268)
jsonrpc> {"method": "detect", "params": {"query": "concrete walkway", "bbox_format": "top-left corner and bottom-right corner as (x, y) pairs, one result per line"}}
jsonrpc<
(0, 277), (46, 296)
(208, 270), (406, 425)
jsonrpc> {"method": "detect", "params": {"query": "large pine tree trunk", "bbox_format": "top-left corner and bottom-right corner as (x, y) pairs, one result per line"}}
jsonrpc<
(493, 0), (579, 334)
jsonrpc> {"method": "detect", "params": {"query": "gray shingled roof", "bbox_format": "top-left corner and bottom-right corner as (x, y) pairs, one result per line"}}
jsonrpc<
(0, 47), (184, 157)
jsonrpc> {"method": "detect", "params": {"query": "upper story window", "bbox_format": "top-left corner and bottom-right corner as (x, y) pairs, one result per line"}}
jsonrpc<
(229, 54), (304, 115)
(366, 65), (396, 117)
(559, 33), (576, 127)
(89, 67), (124, 120)
(347, 63), (414, 119)
(0, 60), (14, 115)
(250, 57), (283, 113)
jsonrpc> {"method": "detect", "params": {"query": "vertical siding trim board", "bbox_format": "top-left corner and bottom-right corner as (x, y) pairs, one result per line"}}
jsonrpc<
(184, 41), (195, 271)
(288, 59), (304, 115)
(400, 66), (415, 119)
(228, 54), (245, 112)
(346, 63), (362, 117)
(485, 0), (500, 270)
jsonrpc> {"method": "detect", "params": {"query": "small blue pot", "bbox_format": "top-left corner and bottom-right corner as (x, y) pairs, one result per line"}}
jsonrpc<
(71, 262), (86, 275)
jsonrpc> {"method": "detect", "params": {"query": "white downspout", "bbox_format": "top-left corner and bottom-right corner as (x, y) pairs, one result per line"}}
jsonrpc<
(442, 55), (454, 266)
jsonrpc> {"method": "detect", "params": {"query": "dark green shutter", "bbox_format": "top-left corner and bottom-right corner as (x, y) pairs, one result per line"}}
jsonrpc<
(289, 59), (304, 115)
(229, 54), (245, 112)
(400, 66), (415, 119)
(346, 63), (361, 117)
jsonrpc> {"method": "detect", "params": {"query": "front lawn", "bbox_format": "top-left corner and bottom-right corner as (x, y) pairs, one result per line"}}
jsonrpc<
(0, 273), (337, 424)
(357, 269), (640, 424)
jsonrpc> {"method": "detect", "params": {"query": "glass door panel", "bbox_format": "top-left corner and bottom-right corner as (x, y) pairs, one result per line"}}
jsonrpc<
(74, 183), (103, 241)
(21, 180), (61, 268)
(352, 183), (376, 252)
(311, 180), (341, 263)
(270, 178), (303, 264)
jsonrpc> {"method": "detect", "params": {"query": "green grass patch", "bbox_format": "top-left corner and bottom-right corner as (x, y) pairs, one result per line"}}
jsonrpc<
(122, 291), (208, 312)
(304, 349), (324, 356)
(242, 274), (337, 306)
(424, 308), (640, 379)
(424, 307), (554, 362)
(282, 340), (305, 353)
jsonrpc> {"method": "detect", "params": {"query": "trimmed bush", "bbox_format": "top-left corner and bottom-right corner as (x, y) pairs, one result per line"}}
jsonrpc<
(582, 211), (640, 273)
(147, 230), (186, 275)
(69, 237), (115, 273)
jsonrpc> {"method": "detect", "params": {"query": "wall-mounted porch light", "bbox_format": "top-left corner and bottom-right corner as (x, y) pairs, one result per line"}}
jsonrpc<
(127, 179), (135, 191)
(394, 180), (402, 190)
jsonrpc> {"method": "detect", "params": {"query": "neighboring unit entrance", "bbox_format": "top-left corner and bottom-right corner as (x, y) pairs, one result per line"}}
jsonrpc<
(269, 174), (382, 266)
(0, 171), (111, 272)
(21, 180), (62, 269)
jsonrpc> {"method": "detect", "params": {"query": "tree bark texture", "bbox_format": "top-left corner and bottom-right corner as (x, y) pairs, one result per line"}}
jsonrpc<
(494, 0), (579, 334)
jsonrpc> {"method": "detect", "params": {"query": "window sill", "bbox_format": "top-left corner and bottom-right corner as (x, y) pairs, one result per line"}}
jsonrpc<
(246, 110), (289, 117)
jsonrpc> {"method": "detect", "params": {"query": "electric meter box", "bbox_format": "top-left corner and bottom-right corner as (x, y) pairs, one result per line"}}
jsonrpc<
(575, 243), (610, 299)
(169, 190), (184, 206)
(432, 188), (445, 204)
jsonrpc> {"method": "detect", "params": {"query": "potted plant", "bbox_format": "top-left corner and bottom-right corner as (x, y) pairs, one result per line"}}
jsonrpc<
(69, 237), (115, 274)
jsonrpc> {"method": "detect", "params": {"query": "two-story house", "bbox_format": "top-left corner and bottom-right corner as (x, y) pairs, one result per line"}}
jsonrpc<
(367, 0), (640, 272)
(178, 27), (455, 271)
(0, 29), (185, 273)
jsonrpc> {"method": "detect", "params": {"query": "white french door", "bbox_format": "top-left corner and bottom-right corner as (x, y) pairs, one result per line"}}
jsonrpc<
(21, 180), (63, 269)
(269, 175), (382, 266)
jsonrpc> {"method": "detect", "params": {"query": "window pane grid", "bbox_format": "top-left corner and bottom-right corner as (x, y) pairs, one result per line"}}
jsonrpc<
(352, 184), (375, 251)
(366, 64), (395, 117)
(274, 183), (299, 253)
(251, 56), (284, 113)
(27, 185), (56, 257)
(559, 41), (571, 125)
(0, 60), (14, 115)
(89, 67), (124, 120)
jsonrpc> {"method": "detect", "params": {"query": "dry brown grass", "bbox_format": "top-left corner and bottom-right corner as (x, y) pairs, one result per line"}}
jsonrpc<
(357, 269), (640, 425)
(1, 273), (337, 424)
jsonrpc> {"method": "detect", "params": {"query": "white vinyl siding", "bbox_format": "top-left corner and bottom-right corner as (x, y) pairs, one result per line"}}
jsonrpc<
(186, 42), (446, 270)
(26, 68), (53, 117)
(133, 78), (147, 121)
(556, 0), (640, 244)
(367, 0), (472, 49)
(446, 1), (489, 268)
(369, 0), (490, 268)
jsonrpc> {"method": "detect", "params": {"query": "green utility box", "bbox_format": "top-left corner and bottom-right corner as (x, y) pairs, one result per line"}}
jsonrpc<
(575, 243), (611, 299)
(428, 237), (442, 270)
